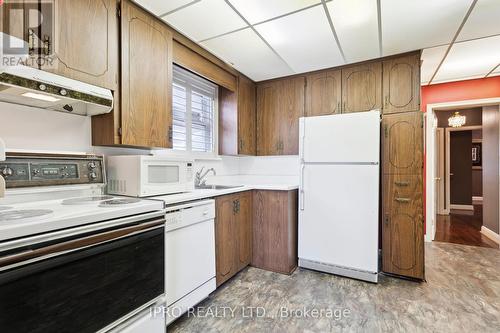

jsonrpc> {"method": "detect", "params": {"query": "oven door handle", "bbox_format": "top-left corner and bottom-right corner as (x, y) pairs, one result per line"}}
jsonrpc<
(0, 218), (165, 271)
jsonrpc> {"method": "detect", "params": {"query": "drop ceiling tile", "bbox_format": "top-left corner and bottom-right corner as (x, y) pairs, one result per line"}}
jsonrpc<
(228, 0), (321, 24)
(133, 0), (193, 15)
(201, 28), (293, 81)
(420, 45), (448, 84)
(254, 6), (344, 73)
(163, 0), (247, 42)
(381, 0), (473, 56)
(327, 0), (379, 63)
(458, 0), (500, 42)
(433, 35), (500, 83)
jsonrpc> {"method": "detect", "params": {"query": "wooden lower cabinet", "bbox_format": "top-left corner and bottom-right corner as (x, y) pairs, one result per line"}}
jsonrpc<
(215, 191), (252, 286)
(382, 174), (425, 280)
(252, 190), (298, 274)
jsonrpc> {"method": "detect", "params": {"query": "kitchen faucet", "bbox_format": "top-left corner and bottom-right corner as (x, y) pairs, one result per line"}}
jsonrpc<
(195, 167), (216, 187)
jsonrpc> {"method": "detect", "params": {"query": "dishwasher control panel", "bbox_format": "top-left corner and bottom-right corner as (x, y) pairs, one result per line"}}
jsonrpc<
(164, 199), (215, 232)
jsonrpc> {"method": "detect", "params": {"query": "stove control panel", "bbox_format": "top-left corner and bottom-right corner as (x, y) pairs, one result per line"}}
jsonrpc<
(1, 155), (105, 188)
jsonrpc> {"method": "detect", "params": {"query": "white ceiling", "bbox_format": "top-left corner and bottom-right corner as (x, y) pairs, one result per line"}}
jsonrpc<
(135, 0), (500, 84)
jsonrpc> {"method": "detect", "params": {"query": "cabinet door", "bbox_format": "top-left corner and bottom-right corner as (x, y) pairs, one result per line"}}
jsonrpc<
(342, 62), (382, 113)
(382, 174), (424, 279)
(236, 191), (252, 271)
(383, 53), (420, 114)
(215, 194), (237, 286)
(121, 0), (173, 148)
(238, 76), (256, 155)
(279, 77), (305, 155)
(256, 82), (281, 155)
(382, 112), (423, 175)
(41, 0), (118, 90)
(305, 70), (341, 117)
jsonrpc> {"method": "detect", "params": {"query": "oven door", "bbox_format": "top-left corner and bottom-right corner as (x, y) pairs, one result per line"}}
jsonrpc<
(140, 160), (191, 196)
(0, 214), (165, 333)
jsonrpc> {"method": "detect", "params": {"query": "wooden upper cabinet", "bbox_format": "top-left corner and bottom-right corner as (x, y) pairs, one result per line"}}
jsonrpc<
(238, 75), (256, 155)
(382, 174), (424, 279)
(305, 70), (341, 117)
(342, 62), (382, 113)
(120, 0), (172, 148)
(41, 0), (119, 90)
(383, 53), (421, 114)
(256, 77), (305, 155)
(382, 112), (423, 175)
(257, 81), (281, 155)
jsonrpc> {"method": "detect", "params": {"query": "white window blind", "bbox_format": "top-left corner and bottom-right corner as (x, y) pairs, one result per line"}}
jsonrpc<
(172, 65), (218, 154)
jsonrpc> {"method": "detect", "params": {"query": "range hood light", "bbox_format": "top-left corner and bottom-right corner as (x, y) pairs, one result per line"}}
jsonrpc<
(21, 92), (61, 102)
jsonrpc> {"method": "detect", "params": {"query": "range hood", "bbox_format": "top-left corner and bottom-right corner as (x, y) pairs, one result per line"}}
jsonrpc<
(0, 66), (113, 116)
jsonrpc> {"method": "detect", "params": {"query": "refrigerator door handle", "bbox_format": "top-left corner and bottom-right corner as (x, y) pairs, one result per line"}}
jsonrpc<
(300, 164), (305, 211)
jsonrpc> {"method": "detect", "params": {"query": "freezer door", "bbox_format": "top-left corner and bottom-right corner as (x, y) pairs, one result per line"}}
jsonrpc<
(299, 110), (380, 163)
(298, 164), (379, 273)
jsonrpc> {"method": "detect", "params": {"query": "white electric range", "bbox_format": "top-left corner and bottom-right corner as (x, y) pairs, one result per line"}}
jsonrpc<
(0, 153), (166, 333)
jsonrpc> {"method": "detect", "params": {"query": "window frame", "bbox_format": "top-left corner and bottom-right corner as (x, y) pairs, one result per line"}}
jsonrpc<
(172, 65), (219, 159)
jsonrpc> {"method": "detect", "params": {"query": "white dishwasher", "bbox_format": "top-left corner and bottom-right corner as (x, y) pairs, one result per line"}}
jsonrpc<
(164, 199), (216, 325)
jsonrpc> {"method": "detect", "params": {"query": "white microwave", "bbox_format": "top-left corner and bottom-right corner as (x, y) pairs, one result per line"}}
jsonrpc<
(106, 155), (194, 197)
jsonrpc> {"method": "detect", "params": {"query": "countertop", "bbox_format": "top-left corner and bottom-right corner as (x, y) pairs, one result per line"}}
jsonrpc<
(152, 175), (299, 205)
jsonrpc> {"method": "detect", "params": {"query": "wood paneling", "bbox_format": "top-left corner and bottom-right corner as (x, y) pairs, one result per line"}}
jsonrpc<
(252, 190), (298, 274)
(215, 191), (253, 286)
(256, 77), (304, 155)
(173, 40), (236, 92)
(42, 0), (118, 90)
(238, 75), (256, 155)
(382, 112), (423, 175)
(383, 53), (420, 114)
(120, 0), (172, 148)
(382, 174), (424, 279)
(305, 70), (342, 117)
(342, 62), (382, 113)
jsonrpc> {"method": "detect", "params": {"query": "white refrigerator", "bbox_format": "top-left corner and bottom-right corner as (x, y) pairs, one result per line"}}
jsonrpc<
(298, 110), (380, 283)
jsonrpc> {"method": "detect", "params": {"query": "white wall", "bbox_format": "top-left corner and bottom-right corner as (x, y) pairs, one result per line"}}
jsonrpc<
(0, 102), (299, 177)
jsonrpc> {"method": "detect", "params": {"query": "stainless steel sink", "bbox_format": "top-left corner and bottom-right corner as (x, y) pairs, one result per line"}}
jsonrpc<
(195, 184), (243, 190)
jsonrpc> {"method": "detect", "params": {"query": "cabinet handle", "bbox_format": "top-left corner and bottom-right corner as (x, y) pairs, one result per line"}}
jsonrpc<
(168, 126), (173, 142)
(384, 215), (390, 226)
(336, 102), (340, 113)
(343, 101), (346, 112)
(384, 124), (388, 138)
(395, 197), (411, 203)
(232, 200), (237, 214)
(385, 96), (389, 108)
(28, 29), (35, 55)
(395, 181), (410, 187)
(42, 35), (51, 56)
(239, 139), (244, 151)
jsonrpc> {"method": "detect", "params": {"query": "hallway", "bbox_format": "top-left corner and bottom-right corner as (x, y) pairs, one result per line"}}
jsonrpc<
(435, 205), (498, 248)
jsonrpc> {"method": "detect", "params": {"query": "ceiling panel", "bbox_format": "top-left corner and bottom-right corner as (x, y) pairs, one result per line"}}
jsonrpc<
(201, 28), (293, 81)
(420, 45), (448, 84)
(163, 0), (247, 42)
(134, 0), (193, 15)
(228, 0), (321, 24)
(255, 6), (344, 73)
(327, 0), (379, 63)
(433, 35), (500, 83)
(458, 0), (500, 42)
(381, 0), (473, 56)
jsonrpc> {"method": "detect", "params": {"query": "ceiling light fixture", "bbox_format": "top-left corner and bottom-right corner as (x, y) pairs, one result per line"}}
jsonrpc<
(448, 111), (466, 128)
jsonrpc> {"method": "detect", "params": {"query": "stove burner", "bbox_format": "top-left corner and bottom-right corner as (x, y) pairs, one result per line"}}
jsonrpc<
(99, 198), (141, 207)
(0, 206), (12, 211)
(62, 196), (115, 205)
(0, 209), (53, 222)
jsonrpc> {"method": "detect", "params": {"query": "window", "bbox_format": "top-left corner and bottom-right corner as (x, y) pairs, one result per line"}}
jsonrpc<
(172, 65), (218, 155)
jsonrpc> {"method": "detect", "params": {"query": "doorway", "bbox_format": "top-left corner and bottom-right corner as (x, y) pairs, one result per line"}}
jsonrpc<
(425, 99), (500, 249)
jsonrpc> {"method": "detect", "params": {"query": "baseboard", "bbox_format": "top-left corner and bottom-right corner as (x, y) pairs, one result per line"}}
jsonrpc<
(450, 204), (474, 211)
(481, 226), (500, 246)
